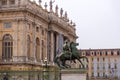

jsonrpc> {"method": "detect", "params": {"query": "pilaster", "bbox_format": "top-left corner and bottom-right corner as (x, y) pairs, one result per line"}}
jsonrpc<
(50, 31), (54, 62)
(0, 21), (2, 58)
(32, 22), (36, 62)
(56, 33), (59, 53)
(13, 20), (19, 57)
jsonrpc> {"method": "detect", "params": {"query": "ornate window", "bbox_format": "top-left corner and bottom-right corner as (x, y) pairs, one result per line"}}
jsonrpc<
(36, 38), (40, 61)
(2, 34), (13, 60)
(10, 0), (15, 5)
(2, 0), (7, 5)
(36, 27), (39, 32)
(27, 35), (31, 59)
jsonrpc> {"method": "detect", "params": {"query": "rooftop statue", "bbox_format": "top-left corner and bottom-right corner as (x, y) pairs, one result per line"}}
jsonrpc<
(54, 41), (88, 69)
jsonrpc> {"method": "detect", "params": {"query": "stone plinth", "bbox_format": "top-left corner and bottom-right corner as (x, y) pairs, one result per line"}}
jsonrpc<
(61, 69), (87, 80)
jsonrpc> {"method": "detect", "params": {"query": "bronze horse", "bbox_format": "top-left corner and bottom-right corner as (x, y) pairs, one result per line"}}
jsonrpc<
(54, 42), (88, 69)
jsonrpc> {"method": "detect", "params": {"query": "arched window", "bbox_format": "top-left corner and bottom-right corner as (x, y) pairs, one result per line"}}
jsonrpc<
(2, 34), (13, 60)
(27, 35), (31, 59)
(36, 38), (40, 61)
(2, 0), (7, 5)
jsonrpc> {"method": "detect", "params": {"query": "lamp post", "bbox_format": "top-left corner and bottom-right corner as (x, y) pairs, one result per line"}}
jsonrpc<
(43, 57), (49, 80)
(3, 73), (8, 80)
(44, 58), (48, 70)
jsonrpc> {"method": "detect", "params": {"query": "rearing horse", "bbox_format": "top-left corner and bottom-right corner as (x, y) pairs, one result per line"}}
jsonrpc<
(54, 42), (88, 69)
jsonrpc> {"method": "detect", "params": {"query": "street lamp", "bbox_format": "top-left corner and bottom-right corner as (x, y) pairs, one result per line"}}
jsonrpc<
(43, 57), (49, 80)
(44, 57), (48, 70)
(3, 73), (8, 80)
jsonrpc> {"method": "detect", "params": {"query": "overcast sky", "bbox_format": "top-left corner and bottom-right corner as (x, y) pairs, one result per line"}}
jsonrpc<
(35, 0), (120, 49)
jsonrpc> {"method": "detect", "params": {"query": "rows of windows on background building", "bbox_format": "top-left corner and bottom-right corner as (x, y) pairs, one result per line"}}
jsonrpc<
(2, 0), (15, 5)
(92, 72), (120, 78)
(83, 51), (120, 56)
(92, 64), (117, 69)
(92, 58), (118, 62)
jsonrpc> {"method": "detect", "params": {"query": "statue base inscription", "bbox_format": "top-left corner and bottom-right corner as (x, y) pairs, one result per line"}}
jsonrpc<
(61, 69), (87, 80)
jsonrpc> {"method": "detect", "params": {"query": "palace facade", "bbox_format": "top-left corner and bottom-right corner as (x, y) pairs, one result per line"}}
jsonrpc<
(79, 48), (120, 80)
(0, 0), (77, 70)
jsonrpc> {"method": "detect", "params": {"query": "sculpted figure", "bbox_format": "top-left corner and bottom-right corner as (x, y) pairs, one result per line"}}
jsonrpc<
(54, 41), (88, 69)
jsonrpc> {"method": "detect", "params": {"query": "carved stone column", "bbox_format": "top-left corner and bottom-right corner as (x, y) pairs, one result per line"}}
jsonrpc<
(32, 22), (36, 62)
(0, 21), (2, 58)
(56, 33), (59, 54)
(13, 19), (19, 61)
(50, 31), (54, 62)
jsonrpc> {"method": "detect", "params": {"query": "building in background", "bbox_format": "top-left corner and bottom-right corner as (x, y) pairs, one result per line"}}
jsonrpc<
(0, 0), (77, 71)
(79, 49), (120, 80)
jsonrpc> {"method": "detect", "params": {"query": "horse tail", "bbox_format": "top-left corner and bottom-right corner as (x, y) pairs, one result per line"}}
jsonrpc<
(54, 55), (59, 63)
(54, 53), (61, 63)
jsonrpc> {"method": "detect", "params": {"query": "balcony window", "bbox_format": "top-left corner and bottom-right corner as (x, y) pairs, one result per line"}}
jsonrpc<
(2, 34), (13, 60)
(10, 0), (15, 5)
(36, 38), (40, 61)
(2, 0), (7, 5)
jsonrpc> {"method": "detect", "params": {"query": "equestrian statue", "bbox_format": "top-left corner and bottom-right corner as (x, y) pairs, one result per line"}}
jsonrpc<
(54, 40), (88, 69)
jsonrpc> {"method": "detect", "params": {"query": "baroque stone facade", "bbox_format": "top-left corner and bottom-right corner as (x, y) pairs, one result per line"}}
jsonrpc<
(0, 0), (77, 70)
(79, 48), (120, 80)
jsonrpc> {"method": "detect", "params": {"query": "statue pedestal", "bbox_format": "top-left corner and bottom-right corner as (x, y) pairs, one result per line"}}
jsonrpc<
(61, 69), (87, 80)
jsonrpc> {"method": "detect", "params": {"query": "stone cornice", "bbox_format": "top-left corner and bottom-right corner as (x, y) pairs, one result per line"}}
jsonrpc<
(0, 1), (77, 38)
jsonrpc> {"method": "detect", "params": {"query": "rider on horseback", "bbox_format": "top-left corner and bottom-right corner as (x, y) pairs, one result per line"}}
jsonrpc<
(63, 40), (71, 55)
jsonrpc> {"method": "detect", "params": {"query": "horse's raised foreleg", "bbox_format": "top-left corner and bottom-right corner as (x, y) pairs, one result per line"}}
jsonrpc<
(79, 59), (85, 68)
(76, 57), (85, 68)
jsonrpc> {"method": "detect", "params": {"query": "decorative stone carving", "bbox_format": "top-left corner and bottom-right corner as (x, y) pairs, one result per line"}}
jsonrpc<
(44, 2), (47, 11)
(60, 8), (63, 18)
(55, 5), (58, 16)
(39, 0), (42, 6)
(50, 0), (53, 12)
